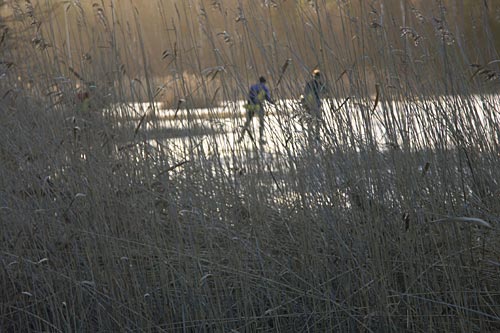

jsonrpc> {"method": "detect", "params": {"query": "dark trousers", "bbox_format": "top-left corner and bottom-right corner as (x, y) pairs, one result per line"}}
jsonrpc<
(241, 103), (265, 141)
(304, 100), (322, 142)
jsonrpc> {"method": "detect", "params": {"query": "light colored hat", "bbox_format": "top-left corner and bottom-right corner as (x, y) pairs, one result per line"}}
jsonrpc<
(313, 69), (321, 76)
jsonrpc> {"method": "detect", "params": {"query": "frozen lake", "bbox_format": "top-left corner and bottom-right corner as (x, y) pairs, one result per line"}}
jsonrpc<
(113, 93), (500, 175)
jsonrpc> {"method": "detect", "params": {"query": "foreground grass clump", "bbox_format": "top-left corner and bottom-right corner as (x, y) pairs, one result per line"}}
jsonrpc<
(1, 0), (500, 331)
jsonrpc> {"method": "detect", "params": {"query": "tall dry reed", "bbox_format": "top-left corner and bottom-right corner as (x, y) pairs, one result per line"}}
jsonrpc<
(1, 0), (499, 331)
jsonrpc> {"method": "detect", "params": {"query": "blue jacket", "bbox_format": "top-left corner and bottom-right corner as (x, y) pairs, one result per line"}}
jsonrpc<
(248, 83), (272, 105)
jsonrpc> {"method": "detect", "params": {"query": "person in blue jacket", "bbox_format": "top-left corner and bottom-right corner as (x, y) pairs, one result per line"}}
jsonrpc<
(239, 76), (274, 144)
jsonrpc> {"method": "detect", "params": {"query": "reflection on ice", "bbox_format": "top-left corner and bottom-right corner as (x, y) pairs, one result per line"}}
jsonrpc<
(109, 93), (500, 210)
(112, 94), (500, 183)
(118, 94), (500, 159)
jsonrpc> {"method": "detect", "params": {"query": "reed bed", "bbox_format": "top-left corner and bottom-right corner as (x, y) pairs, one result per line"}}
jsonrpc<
(1, 0), (499, 331)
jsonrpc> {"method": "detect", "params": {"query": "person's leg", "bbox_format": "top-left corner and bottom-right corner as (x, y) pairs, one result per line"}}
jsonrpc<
(314, 116), (321, 141)
(244, 108), (254, 129)
(239, 107), (254, 142)
(257, 104), (265, 142)
(314, 103), (322, 141)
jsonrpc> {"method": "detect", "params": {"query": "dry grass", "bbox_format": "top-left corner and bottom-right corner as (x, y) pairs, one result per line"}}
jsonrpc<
(1, 0), (500, 332)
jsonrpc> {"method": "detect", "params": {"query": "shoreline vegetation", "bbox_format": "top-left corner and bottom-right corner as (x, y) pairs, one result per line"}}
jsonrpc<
(1, 0), (500, 332)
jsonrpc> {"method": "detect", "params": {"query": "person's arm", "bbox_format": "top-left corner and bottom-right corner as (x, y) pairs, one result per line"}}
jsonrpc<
(264, 85), (275, 104)
(320, 80), (328, 96)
